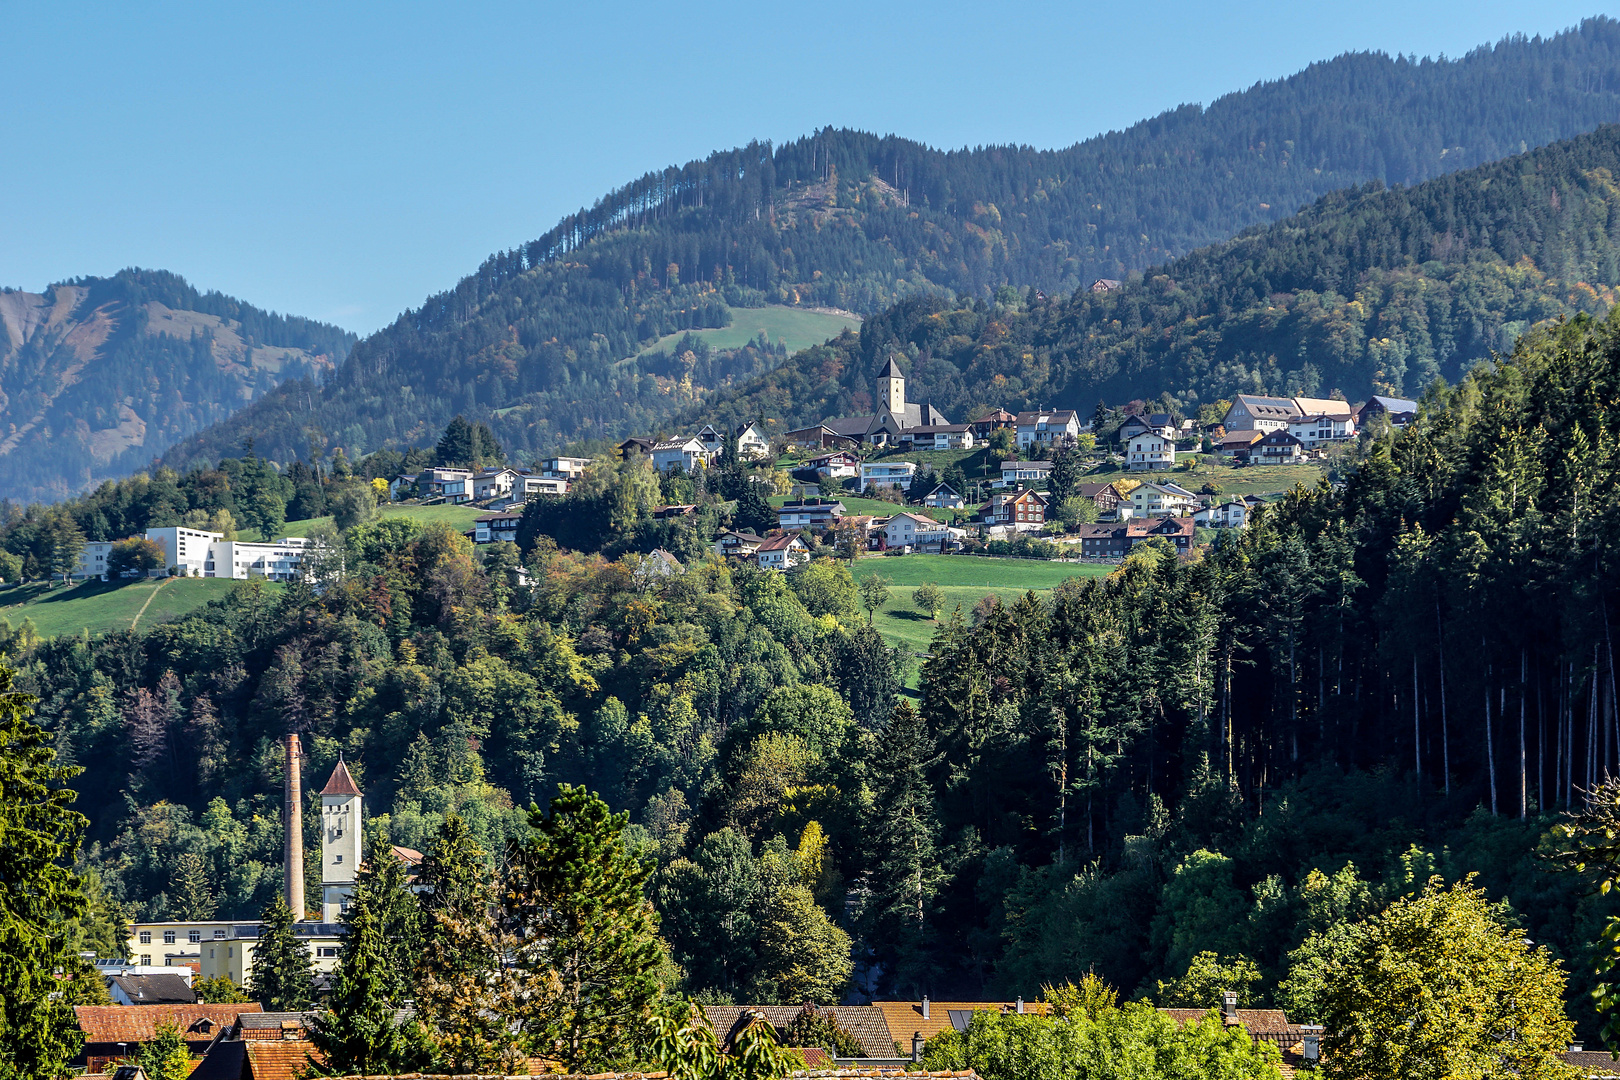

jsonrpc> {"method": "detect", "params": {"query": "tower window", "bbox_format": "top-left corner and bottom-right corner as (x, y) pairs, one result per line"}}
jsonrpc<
(334, 855), (342, 863)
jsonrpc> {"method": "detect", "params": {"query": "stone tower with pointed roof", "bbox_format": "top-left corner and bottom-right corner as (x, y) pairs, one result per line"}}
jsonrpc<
(319, 758), (362, 922)
(879, 354), (906, 414)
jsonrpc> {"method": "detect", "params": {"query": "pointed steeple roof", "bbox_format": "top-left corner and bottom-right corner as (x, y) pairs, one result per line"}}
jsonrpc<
(877, 354), (904, 379)
(321, 756), (361, 797)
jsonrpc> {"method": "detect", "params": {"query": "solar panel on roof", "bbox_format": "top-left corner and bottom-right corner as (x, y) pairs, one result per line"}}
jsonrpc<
(948, 1010), (976, 1032)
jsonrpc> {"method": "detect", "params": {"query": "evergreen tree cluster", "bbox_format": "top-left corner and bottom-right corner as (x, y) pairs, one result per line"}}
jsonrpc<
(160, 21), (1620, 472)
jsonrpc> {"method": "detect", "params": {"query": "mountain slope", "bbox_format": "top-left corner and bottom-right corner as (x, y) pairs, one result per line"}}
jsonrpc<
(0, 269), (355, 502)
(163, 18), (1620, 469)
(690, 125), (1620, 429)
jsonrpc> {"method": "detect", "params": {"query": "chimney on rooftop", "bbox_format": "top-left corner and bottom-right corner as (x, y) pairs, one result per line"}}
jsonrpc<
(921, 996), (930, 1019)
(284, 733), (305, 921)
(912, 1032), (923, 1062)
(1221, 990), (1238, 1021)
(1016, 997), (1024, 1014)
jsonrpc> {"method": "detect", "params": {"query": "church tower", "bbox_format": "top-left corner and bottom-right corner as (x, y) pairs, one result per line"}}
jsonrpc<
(319, 758), (362, 923)
(878, 355), (906, 414)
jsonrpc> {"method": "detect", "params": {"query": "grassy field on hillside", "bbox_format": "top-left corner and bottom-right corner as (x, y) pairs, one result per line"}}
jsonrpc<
(0, 578), (273, 639)
(254, 502), (487, 541)
(638, 305), (860, 357)
(849, 555), (1112, 659)
(1084, 458), (1325, 499)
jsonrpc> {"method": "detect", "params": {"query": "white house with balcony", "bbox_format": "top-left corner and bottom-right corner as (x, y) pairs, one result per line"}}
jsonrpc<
(1288, 413), (1356, 448)
(860, 460), (917, 493)
(651, 437), (716, 474)
(1127, 433), (1176, 471)
(1015, 409), (1081, 448)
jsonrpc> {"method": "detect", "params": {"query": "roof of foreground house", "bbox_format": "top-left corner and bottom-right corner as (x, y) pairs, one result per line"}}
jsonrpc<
(702, 1004), (898, 1058)
(76, 1003), (262, 1044)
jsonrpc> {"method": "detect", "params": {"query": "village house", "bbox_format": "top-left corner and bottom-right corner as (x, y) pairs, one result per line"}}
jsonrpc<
(470, 511), (522, 544)
(75, 1005), (263, 1073)
(1289, 412), (1356, 447)
(386, 473), (417, 500)
(1194, 500), (1252, 528)
(1077, 515), (1197, 557)
(514, 474), (568, 498)
(900, 423), (976, 450)
(1221, 394), (1300, 432)
(714, 530), (767, 558)
(808, 450), (861, 479)
(1358, 394), (1420, 428)
(969, 408), (1017, 439)
(651, 504), (697, 520)
(1254, 429), (1306, 463)
(1015, 408), (1081, 448)
(1000, 460), (1053, 488)
(1076, 481), (1124, 518)
(537, 455), (594, 481)
(923, 482), (965, 509)
(1117, 413), (1177, 442)
(860, 460), (918, 493)
(880, 512), (953, 552)
(650, 437), (717, 474)
(108, 973), (196, 1006)
(1126, 431), (1176, 471)
(1090, 278), (1123, 291)
(979, 488), (1048, 531)
(1129, 482), (1200, 517)
(1217, 429), (1264, 461)
(783, 423), (861, 451)
(417, 467), (475, 502)
(617, 436), (657, 458)
(777, 498), (846, 529)
(470, 466), (523, 502)
(754, 533), (810, 570)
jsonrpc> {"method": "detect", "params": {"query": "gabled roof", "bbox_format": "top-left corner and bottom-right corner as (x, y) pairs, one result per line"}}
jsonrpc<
(1002, 459), (1053, 471)
(972, 408), (1017, 423)
(701, 1005), (896, 1058)
(76, 1004), (262, 1044)
(718, 530), (767, 545)
(872, 1000), (1050, 1046)
(1366, 394), (1420, 413)
(245, 1039), (323, 1080)
(1229, 394), (1301, 418)
(927, 482), (960, 496)
(1291, 396), (1352, 418)
(1258, 429), (1304, 446)
(1076, 482), (1120, 498)
(320, 758), (361, 798)
(888, 512), (940, 528)
(109, 973), (195, 1004)
(756, 533), (805, 553)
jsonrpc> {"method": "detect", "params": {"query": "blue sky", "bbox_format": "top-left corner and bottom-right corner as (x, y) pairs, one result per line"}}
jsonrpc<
(0, 2), (1611, 334)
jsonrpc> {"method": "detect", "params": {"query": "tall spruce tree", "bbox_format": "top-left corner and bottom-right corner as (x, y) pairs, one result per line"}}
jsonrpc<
(0, 665), (89, 1080)
(306, 870), (429, 1076)
(863, 699), (945, 996)
(501, 785), (665, 1070)
(248, 893), (314, 1011)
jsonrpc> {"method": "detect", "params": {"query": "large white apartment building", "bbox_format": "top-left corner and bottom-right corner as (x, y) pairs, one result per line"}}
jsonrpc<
(76, 528), (308, 582)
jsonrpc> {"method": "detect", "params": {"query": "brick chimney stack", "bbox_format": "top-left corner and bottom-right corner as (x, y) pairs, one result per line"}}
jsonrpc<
(284, 733), (305, 920)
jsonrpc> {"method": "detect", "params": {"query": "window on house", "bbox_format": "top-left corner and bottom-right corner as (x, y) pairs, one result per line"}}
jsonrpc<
(139, 931), (151, 944)
(140, 954), (151, 965)
(164, 930), (176, 944)
(189, 930), (201, 943)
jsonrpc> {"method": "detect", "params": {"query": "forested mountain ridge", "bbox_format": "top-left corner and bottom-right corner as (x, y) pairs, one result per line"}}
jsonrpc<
(689, 122), (1620, 431)
(161, 18), (1620, 471)
(0, 269), (354, 503)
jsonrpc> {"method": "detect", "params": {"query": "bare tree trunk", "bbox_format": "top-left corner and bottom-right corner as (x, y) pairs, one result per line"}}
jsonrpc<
(1519, 649), (1527, 819)
(1485, 651), (1497, 815)
(1414, 655), (1422, 781)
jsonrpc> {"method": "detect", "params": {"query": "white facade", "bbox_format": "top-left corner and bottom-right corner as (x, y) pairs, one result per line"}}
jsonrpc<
(321, 768), (361, 923)
(860, 461), (917, 492)
(1127, 434), (1176, 471)
(1000, 461), (1053, 488)
(1130, 482), (1200, 517)
(1194, 501), (1251, 529)
(77, 531), (306, 582)
(1016, 410), (1081, 447)
(651, 438), (716, 474)
(539, 456), (594, 480)
(882, 512), (950, 550)
(1288, 414), (1356, 447)
(737, 423), (772, 460)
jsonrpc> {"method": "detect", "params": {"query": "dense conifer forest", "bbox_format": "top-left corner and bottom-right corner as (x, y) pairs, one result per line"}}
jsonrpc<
(0, 269), (354, 502)
(160, 19), (1620, 470)
(21, 305), (1620, 1040)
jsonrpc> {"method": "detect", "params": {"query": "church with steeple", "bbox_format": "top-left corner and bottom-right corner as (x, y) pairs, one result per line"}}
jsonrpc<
(822, 354), (950, 445)
(319, 757), (362, 922)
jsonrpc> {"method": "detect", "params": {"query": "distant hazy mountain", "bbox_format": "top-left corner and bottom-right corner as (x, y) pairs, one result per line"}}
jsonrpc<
(162, 18), (1620, 471)
(0, 269), (354, 502)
